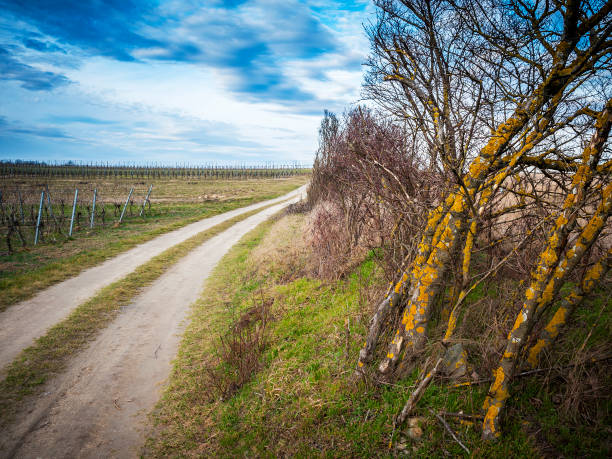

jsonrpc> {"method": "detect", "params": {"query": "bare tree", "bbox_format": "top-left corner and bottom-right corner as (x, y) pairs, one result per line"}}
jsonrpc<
(345, 0), (612, 441)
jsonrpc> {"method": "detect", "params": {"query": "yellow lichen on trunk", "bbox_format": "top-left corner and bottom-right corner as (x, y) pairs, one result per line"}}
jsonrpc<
(357, 199), (455, 372)
(379, 192), (470, 374)
(526, 248), (611, 368)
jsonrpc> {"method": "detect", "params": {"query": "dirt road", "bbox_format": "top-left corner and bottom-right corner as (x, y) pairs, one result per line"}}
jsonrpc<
(0, 185), (306, 372)
(0, 188), (305, 458)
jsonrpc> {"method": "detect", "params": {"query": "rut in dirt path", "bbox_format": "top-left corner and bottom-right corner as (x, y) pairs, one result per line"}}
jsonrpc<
(0, 185), (306, 372)
(0, 190), (305, 459)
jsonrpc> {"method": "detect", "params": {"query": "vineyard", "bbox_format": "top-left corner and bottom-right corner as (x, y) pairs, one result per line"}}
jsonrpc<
(0, 183), (154, 253)
(0, 161), (311, 254)
(0, 161), (310, 179)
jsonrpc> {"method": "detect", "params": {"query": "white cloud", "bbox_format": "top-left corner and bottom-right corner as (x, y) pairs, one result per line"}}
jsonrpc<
(0, 0), (376, 163)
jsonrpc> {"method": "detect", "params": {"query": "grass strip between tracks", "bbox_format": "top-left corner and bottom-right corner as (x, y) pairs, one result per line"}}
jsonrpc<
(0, 199), (288, 427)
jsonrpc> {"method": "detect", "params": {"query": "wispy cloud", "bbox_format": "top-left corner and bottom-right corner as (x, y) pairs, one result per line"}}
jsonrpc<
(0, 0), (160, 61)
(44, 115), (115, 125)
(0, 0), (362, 103)
(2, 122), (72, 139)
(10, 127), (71, 139)
(22, 37), (66, 54)
(151, 0), (353, 102)
(0, 47), (70, 91)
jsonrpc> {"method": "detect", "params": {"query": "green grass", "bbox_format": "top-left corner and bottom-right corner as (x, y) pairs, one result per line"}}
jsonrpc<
(146, 214), (610, 458)
(0, 176), (306, 312)
(0, 200), (287, 427)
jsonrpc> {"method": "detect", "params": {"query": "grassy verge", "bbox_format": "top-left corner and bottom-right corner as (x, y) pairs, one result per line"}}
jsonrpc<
(147, 213), (610, 458)
(0, 176), (306, 312)
(0, 199), (287, 427)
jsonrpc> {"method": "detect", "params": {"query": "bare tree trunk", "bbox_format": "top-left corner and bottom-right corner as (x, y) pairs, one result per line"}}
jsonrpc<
(525, 249), (612, 368)
(482, 157), (612, 441)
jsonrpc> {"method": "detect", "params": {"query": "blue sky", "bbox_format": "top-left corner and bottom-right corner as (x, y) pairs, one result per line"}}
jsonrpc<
(0, 0), (373, 164)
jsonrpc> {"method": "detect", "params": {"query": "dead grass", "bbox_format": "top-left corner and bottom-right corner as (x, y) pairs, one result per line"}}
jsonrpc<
(205, 296), (273, 401)
(250, 212), (313, 282)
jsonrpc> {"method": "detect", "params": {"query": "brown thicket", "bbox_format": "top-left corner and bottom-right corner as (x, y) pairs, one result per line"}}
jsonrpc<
(308, 107), (443, 279)
(308, 0), (611, 441)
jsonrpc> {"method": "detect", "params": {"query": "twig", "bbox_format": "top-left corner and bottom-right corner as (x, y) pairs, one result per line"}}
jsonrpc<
(388, 421), (396, 450)
(431, 409), (470, 454)
(154, 344), (161, 359)
(375, 379), (417, 390)
(395, 357), (443, 425)
(371, 159), (413, 204)
(438, 411), (483, 420)
(443, 214), (554, 343)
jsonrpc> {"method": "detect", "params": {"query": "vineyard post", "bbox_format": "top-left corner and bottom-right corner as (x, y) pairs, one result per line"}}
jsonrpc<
(119, 187), (134, 223)
(139, 184), (153, 217)
(69, 188), (78, 236)
(90, 188), (97, 228)
(34, 190), (44, 245)
(44, 185), (61, 233)
(17, 188), (24, 224)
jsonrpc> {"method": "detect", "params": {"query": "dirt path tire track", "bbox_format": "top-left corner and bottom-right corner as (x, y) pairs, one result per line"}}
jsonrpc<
(0, 189), (305, 458)
(0, 185), (306, 372)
